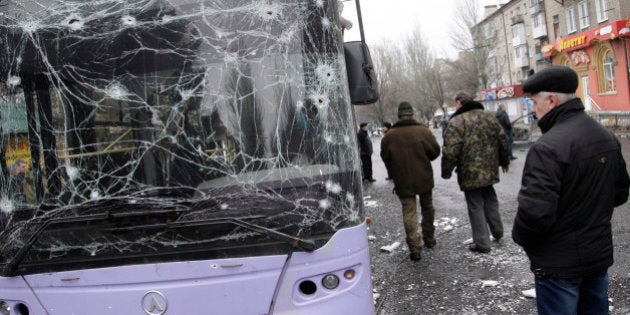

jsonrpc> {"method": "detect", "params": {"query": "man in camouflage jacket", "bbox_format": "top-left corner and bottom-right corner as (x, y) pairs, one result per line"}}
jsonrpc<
(442, 92), (510, 253)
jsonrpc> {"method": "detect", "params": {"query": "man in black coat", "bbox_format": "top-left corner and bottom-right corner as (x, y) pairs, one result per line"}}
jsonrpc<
(357, 122), (375, 182)
(512, 66), (630, 315)
(495, 104), (516, 160)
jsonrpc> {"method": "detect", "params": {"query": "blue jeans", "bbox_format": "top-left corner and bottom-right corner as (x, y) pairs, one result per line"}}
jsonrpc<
(535, 270), (609, 315)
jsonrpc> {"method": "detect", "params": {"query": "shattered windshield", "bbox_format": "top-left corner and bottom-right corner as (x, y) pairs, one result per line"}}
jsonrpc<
(0, 0), (363, 274)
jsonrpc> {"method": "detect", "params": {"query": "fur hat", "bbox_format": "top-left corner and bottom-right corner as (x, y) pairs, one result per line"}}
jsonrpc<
(398, 102), (414, 117)
(522, 66), (578, 94)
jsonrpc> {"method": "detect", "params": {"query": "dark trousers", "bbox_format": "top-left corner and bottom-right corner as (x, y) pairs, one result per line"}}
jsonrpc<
(507, 133), (514, 158)
(535, 270), (609, 315)
(399, 192), (435, 254)
(360, 154), (373, 180)
(463, 185), (503, 249)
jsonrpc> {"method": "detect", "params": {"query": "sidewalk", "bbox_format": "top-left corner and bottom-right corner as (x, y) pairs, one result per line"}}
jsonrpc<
(367, 127), (630, 314)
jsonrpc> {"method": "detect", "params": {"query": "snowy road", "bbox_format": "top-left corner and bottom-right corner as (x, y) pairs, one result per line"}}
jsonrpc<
(363, 128), (630, 314)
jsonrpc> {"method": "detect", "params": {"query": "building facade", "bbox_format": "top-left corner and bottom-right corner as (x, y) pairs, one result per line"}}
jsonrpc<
(542, 0), (630, 111)
(476, 0), (630, 112)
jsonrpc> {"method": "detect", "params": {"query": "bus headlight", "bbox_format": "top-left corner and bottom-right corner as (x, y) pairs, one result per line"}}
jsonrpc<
(343, 269), (356, 280)
(321, 274), (340, 290)
(0, 301), (10, 315)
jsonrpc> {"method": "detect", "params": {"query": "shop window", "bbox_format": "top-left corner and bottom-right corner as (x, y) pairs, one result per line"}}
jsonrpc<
(602, 52), (615, 92)
(595, 44), (616, 93)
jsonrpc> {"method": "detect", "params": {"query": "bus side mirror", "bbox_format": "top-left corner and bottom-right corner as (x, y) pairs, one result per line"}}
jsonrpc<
(344, 41), (379, 105)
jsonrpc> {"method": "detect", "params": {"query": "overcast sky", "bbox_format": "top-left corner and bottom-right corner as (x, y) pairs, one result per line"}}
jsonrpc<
(341, 0), (506, 60)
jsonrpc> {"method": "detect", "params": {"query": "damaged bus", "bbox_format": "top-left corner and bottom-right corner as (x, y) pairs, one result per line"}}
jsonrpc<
(0, 0), (378, 314)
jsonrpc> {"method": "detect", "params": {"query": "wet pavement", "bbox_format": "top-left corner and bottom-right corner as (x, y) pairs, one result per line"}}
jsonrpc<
(363, 128), (630, 315)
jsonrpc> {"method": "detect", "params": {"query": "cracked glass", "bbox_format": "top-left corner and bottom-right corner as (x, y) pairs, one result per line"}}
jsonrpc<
(0, 0), (363, 275)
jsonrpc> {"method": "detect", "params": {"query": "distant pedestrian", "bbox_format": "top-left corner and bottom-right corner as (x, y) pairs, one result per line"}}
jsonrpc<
(512, 66), (630, 315)
(442, 92), (509, 254)
(9, 159), (27, 202)
(381, 102), (440, 261)
(357, 122), (375, 182)
(381, 122), (393, 180)
(381, 122), (392, 134)
(495, 104), (516, 160)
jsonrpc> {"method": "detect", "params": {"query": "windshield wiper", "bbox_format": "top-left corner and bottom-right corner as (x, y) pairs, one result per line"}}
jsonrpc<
(2, 213), (315, 277)
(227, 218), (316, 252)
(2, 213), (109, 277)
(2, 204), (188, 277)
(130, 217), (317, 252)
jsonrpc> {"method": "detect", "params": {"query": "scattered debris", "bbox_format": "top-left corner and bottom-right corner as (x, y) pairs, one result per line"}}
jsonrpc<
(463, 238), (474, 245)
(380, 241), (401, 253)
(522, 288), (536, 299)
(435, 217), (458, 232)
(481, 280), (499, 288)
(367, 235), (376, 241)
(364, 200), (378, 207)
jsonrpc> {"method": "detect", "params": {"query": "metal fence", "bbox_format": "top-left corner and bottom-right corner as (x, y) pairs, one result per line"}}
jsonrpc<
(588, 111), (630, 133)
(513, 111), (630, 143)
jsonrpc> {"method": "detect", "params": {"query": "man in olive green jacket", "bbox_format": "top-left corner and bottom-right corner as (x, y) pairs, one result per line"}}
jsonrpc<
(381, 102), (441, 261)
(442, 92), (509, 254)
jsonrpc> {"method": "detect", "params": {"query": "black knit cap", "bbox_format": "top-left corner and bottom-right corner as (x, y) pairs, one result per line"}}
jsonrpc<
(398, 102), (414, 117)
(522, 66), (578, 94)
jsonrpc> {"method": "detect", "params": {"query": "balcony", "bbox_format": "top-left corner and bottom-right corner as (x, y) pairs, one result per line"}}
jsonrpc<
(514, 53), (530, 68)
(532, 23), (547, 39)
(512, 23), (527, 46)
(530, 3), (544, 15)
(511, 14), (525, 25)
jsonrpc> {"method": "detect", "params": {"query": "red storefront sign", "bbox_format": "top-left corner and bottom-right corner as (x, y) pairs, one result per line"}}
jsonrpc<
(476, 85), (524, 101)
(542, 19), (630, 57)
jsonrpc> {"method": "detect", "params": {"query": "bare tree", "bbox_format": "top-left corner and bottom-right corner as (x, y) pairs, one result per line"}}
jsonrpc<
(448, 0), (497, 91)
(359, 25), (447, 125)
(369, 43), (406, 124)
(401, 25), (446, 123)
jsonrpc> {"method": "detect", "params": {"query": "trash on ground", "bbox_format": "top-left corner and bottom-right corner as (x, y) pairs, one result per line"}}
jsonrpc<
(481, 280), (499, 287)
(380, 241), (401, 253)
(522, 288), (536, 298)
(368, 235), (376, 241)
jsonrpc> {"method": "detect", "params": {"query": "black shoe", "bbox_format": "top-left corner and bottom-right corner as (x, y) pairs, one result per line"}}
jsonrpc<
(492, 234), (503, 242)
(385, 177), (393, 181)
(510, 156), (517, 160)
(410, 252), (422, 261)
(468, 244), (491, 253)
(424, 239), (437, 248)
(366, 178), (376, 182)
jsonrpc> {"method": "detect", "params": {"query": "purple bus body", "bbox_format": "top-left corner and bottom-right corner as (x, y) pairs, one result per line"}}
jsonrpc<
(0, 223), (374, 315)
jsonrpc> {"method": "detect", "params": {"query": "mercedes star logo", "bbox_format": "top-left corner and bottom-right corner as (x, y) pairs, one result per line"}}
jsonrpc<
(141, 290), (168, 315)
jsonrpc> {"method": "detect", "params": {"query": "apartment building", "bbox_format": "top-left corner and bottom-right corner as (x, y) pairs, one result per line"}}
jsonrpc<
(475, 0), (630, 112)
